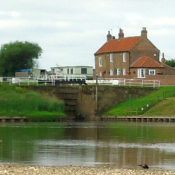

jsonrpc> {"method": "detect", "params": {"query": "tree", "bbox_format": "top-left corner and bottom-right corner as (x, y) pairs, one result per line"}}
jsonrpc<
(0, 41), (42, 76)
(165, 59), (175, 67)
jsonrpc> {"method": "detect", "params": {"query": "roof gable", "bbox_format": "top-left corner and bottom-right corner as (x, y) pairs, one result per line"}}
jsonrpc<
(130, 56), (164, 68)
(95, 36), (142, 55)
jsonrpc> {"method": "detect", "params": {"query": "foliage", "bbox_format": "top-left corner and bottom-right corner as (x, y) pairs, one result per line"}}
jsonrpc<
(165, 59), (175, 67)
(0, 41), (42, 76)
(0, 85), (65, 119)
(105, 86), (175, 116)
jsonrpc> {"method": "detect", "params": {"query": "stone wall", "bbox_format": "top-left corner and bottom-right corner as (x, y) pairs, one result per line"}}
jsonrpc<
(78, 86), (154, 120)
(28, 85), (155, 120)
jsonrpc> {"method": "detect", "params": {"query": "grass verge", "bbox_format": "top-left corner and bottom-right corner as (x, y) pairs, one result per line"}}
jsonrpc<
(0, 85), (65, 120)
(145, 97), (175, 116)
(105, 86), (175, 116)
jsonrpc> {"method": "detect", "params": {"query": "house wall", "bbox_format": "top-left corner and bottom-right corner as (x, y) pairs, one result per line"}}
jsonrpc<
(162, 64), (175, 75)
(95, 38), (160, 78)
(130, 68), (164, 78)
(95, 52), (130, 78)
(130, 39), (160, 64)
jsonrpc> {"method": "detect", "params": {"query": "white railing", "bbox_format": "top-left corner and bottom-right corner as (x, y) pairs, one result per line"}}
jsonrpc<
(49, 74), (86, 81)
(0, 75), (87, 86)
(119, 79), (160, 88)
(86, 78), (160, 88)
(0, 76), (160, 88)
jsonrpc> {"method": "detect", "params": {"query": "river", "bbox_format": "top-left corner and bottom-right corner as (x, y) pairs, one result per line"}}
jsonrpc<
(0, 122), (175, 170)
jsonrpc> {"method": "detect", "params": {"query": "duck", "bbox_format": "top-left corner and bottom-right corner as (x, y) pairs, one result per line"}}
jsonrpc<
(138, 164), (149, 169)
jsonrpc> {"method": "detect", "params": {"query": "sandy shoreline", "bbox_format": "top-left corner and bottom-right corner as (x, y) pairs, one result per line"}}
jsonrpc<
(0, 164), (174, 175)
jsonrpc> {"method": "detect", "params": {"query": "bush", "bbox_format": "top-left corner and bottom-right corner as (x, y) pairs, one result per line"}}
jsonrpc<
(0, 85), (65, 119)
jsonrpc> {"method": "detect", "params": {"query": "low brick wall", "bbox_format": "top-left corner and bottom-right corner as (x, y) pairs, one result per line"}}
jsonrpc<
(146, 75), (175, 85)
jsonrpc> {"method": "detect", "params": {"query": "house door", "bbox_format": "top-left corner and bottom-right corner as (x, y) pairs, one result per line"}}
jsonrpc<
(137, 69), (146, 78)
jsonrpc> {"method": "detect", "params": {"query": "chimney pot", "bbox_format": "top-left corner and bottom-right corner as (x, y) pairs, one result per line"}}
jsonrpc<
(118, 28), (124, 39)
(141, 27), (147, 38)
(107, 31), (112, 41)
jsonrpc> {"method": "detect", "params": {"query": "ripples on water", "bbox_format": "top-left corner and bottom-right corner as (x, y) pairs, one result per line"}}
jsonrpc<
(0, 122), (175, 170)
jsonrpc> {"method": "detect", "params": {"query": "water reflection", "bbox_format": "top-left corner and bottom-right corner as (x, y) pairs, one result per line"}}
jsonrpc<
(0, 122), (175, 170)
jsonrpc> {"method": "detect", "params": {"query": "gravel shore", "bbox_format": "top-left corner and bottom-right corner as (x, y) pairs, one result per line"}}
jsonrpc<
(0, 164), (175, 175)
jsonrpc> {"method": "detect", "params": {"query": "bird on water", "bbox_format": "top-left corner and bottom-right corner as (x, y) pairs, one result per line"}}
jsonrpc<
(138, 164), (149, 169)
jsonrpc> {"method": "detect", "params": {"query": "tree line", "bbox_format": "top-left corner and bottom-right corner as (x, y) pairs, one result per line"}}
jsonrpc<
(0, 41), (42, 76)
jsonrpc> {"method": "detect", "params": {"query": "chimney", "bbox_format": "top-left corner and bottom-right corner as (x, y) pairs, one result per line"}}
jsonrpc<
(107, 31), (112, 41)
(161, 52), (166, 63)
(141, 27), (147, 38)
(118, 28), (124, 39)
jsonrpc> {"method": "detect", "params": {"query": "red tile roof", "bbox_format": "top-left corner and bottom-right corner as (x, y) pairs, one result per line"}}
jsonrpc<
(95, 36), (142, 55)
(130, 56), (164, 68)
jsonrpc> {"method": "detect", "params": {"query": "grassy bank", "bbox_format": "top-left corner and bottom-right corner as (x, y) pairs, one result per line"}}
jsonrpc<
(105, 86), (175, 116)
(0, 85), (65, 120)
(145, 97), (175, 116)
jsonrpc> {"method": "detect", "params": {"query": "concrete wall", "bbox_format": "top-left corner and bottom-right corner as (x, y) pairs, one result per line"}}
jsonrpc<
(76, 85), (154, 120)
(28, 85), (154, 120)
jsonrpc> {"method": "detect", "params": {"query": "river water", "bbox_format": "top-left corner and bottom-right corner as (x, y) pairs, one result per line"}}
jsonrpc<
(0, 122), (175, 170)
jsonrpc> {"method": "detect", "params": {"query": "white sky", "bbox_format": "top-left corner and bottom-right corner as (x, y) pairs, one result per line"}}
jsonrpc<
(0, 0), (175, 70)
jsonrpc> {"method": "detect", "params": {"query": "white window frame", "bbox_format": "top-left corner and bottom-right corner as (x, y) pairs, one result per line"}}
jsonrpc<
(123, 68), (126, 75)
(117, 68), (122, 76)
(110, 69), (113, 76)
(99, 57), (103, 67)
(123, 52), (127, 62)
(138, 69), (146, 78)
(148, 69), (156, 76)
(110, 53), (113, 63)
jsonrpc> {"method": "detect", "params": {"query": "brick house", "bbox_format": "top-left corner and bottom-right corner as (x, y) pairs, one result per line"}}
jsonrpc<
(94, 28), (175, 83)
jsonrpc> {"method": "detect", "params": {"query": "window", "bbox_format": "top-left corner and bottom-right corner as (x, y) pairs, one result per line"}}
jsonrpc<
(138, 69), (146, 78)
(123, 68), (126, 75)
(81, 68), (87, 74)
(110, 69), (113, 76)
(99, 57), (103, 67)
(149, 69), (156, 75)
(123, 52), (127, 62)
(117, 68), (122, 75)
(67, 69), (69, 74)
(110, 53), (113, 63)
(99, 71), (102, 77)
(71, 68), (73, 74)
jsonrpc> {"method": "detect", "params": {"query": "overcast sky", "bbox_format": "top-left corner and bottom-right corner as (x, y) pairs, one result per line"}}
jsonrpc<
(1, 0), (175, 70)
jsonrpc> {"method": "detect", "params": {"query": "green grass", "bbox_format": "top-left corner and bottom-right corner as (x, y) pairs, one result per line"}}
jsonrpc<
(0, 85), (65, 119)
(145, 97), (175, 116)
(105, 86), (175, 116)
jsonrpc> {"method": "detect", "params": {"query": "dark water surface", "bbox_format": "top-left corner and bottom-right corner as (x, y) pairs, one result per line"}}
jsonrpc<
(0, 122), (175, 170)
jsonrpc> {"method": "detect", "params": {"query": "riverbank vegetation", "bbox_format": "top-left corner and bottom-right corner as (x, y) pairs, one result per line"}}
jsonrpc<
(0, 85), (65, 120)
(106, 86), (175, 116)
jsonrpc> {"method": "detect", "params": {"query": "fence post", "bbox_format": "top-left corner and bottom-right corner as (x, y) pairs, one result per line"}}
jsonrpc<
(153, 80), (155, 88)
(124, 79), (126, 86)
(28, 78), (30, 86)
